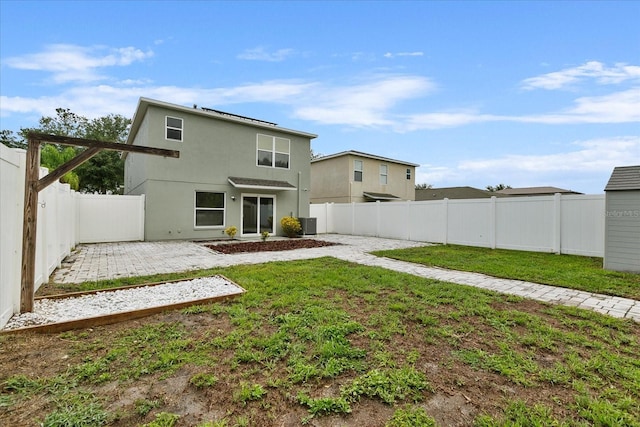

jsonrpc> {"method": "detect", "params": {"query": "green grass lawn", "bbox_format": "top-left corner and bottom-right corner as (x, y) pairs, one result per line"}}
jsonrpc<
(4, 256), (640, 426)
(373, 244), (640, 300)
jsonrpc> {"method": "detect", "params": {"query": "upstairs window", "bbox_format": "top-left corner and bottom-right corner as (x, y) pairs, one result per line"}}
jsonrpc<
(380, 164), (388, 185)
(354, 160), (363, 182)
(195, 191), (225, 227)
(406, 168), (411, 180)
(257, 134), (290, 169)
(166, 116), (183, 141)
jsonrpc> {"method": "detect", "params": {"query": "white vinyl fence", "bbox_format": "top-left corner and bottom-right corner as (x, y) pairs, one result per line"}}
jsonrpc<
(0, 146), (144, 328)
(311, 194), (605, 257)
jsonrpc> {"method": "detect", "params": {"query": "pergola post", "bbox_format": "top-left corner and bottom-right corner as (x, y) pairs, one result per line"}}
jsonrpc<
(20, 138), (41, 312)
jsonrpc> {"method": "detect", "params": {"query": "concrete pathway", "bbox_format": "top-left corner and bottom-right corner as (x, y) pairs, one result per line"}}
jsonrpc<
(52, 234), (640, 322)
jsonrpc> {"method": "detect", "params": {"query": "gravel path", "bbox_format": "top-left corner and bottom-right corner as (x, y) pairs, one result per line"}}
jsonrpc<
(2, 276), (243, 331)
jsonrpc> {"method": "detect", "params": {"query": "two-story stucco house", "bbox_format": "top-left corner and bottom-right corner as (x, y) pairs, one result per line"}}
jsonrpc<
(310, 150), (418, 203)
(124, 98), (317, 240)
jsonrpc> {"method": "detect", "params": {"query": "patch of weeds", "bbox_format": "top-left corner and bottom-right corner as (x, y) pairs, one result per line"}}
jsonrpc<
(197, 421), (228, 427)
(73, 352), (117, 384)
(341, 366), (431, 404)
(538, 362), (573, 386)
(454, 342), (539, 386)
(474, 399), (564, 426)
(386, 405), (436, 427)
(297, 392), (351, 423)
(0, 394), (13, 408)
(576, 391), (640, 425)
(41, 393), (108, 427)
(287, 357), (320, 384)
(367, 312), (407, 340)
(189, 372), (218, 388)
(134, 398), (161, 416)
(3, 374), (45, 395)
(373, 350), (397, 368)
(234, 383), (267, 405)
(141, 412), (180, 427)
(234, 415), (250, 426)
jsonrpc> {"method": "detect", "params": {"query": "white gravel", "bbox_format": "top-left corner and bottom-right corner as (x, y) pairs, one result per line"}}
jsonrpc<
(2, 276), (244, 331)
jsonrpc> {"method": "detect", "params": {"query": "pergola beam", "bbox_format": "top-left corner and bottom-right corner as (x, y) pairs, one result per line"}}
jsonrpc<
(20, 133), (179, 312)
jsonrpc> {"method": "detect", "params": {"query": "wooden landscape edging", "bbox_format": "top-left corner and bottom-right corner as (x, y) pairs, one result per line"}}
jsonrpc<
(2, 275), (245, 335)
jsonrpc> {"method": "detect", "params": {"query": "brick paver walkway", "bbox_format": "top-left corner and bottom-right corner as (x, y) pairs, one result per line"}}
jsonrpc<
(52, 234), (640, 322)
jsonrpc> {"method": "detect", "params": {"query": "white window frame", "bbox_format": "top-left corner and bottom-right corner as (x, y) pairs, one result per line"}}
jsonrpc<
(406, 168), (411, 180)
(380, 164), (388, 185)
(354, 160), (363, 182)
(166, 116), (183, 142)
(194, 191), (226, 229)
(256, 134), (290, 169)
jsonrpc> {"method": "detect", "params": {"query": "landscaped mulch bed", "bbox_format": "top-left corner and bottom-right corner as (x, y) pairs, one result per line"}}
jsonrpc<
(205, 238), (338, 254)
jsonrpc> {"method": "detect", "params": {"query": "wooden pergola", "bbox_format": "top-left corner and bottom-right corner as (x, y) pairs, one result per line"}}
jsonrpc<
(20, 132), (180, 312)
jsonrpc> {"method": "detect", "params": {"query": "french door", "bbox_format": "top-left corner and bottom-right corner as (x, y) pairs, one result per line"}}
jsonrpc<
(241, 195), (275, 236)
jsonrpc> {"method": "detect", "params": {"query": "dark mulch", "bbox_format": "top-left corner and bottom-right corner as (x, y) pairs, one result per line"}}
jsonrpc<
(205, 238), (338, 254)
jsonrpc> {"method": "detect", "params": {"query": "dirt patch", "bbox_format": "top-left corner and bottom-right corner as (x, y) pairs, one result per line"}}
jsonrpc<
(205, 238), (338, 254)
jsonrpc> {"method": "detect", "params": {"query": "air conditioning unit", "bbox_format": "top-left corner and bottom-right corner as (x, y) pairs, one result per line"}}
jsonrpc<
(297, 217), (317, 236)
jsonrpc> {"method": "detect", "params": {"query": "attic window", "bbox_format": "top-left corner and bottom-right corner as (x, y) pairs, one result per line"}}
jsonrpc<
(166, 116), (183, 141)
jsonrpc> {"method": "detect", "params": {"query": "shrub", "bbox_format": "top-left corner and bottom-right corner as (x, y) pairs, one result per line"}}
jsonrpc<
(225, 226), (237, 239)
(261, 231), (270, 242)
(280, 216), (301, 237)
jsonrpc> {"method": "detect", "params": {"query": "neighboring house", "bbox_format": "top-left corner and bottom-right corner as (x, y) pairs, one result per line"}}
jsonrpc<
(415, 186), (500, 201)
(604, 165), (640, 273)
(310, 150), (418, 203)
(496, 186), (582, 196)
(124, 98), (317, 240)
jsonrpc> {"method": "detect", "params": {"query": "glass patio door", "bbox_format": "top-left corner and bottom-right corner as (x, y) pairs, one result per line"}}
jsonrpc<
(242, 195), (274, 236)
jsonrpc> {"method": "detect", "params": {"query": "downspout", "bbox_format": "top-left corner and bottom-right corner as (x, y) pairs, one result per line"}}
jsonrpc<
(297, 171), (302, 217)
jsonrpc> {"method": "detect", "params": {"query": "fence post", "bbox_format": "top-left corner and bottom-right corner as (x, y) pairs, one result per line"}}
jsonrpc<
(376, 200), (381, 237)
(490, 196), (497, 249)
(351, 202), (355, 236)
(553, 193), (561, 254)
(443, 198), (449, 245)
(406, 200), (411, 241)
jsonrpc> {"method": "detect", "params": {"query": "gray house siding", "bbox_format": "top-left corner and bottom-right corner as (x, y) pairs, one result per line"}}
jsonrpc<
(124, 99), (314, 241)
(603, 166), (640, 273)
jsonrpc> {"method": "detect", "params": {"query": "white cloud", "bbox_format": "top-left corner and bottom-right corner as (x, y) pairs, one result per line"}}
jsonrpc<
(0, 80), (319, 122)
(416, 136), (640, 192)
(384, 52), (424, 58)
(401, 111), (503, 131)
(459, 136), (640, 173)
(293, 75), (436, 127)
(3, 44), (153, 84)
(237, 47), (295, 62)
(401, 88), (640, 130)
(521, 61), (640, 90)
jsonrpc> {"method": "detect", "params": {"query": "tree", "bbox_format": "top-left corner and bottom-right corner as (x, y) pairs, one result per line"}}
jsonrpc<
(415, 183), (432, 189)
(310, 149), (323, 160)
(486, 184), (512, 192)
(5, 108), (132, 194)
(40, 144), (80, 190)
(0, 130), (27, 149)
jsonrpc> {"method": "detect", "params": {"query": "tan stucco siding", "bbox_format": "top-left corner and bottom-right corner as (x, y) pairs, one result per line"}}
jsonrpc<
(311, 154), (416, 203)
(310, 156), (351, 203)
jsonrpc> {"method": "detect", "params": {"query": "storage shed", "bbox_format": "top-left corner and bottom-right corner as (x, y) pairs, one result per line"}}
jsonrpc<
(604, 166), (640, 273)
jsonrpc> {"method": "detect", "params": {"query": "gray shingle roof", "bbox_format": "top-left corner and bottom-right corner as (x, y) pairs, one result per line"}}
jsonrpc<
(605, 166), (640, 191)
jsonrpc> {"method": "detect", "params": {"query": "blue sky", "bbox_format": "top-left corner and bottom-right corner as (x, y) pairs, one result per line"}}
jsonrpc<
(1, 1), (639, 194)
